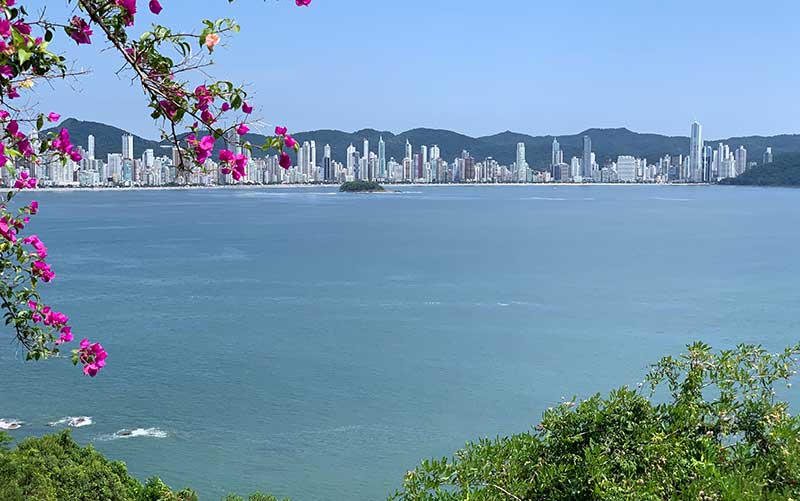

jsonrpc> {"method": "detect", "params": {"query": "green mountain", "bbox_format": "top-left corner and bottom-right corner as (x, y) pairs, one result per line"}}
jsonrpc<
(720, 154), (800, 186)
(46, 119), (800, 169)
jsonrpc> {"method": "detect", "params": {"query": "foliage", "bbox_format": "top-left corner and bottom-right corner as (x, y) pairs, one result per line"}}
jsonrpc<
(0, 430), (186, 500)
(391, 343), (800, 501)
(0, 0), (310, 372)
(340, 180), (386, 192)
(0, 430), (291, 500)
(720, 153), (800, 186)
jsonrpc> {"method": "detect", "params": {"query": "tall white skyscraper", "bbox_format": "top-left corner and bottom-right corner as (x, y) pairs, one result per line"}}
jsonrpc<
(582, 136), (593, 179)
(430, 145), (440, 161)
(346, 144), (356, 174)
(421, 145), (428, 165)
(515, 142), (527, 182)
(378, 137), (386, 179)
(735, 146), (747, 176)
(87, 135), (95, 160)
(404, 140), (412, 162)
(362, 138), (369, 164)
(310, 141), (317, 173)
(689, 121), (702, 182)
(122, 134), (134, 160)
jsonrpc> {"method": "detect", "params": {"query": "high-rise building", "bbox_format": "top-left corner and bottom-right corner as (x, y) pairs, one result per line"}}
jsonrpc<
(551, 138), (562, 166)
(515, 142), (527, 182)
(582, 136), (593, 179)
(323, 144), (332, 181)
(122, 134), (134, 160)
(735, 146), (747, 176)
(362, 138), (369, 166)
(405, 140), (412, 162)
(87, 135), (95, 160)
(616, 155), (637, 182)
(689, 121), (702, 182)
(346, 144), (356, 175)
(378, 136), (386, 179)
(763, 147), (773, 165)
(430, 145), (440, 162)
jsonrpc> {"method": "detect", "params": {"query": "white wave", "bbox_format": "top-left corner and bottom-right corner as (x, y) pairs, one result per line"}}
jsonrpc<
(497, 302), (510, 307)
(0, 419), (23, 430)
(49, 416), (93, 428)
(98, 428), (168, 440)
(652, 197), (691, 202)
(521, 196), (568, 201)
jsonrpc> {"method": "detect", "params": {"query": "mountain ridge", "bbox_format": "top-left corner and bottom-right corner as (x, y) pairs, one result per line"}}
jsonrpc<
(44, 118), (800, 168)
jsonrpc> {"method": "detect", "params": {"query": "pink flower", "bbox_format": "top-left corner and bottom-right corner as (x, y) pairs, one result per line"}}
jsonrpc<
(115, 0), (137, 26)
(201, 109), (215, 125)
(219, 149), (234, 164)
(77, 339), (107, 377)
(32, 260), (55, 282)
(0, 19), (10, 38)
(23, 235), (48, 259)
(221, 102), (231, 112)
(296, 0), (312, 5)
(158, 99), (177, 118)
(275, 126), (287, 136)
(205, 33), (220, 51)
(29, 201), (38, 214)
(47, 112), (61, 122)
(232, 154), (248, 180)
(242, 102), (253, 114)
(149, 0), (162, 14)
(285, 135), (297, 149)
(0, 65), (14, 79)
(68, 16), (93, 45)
(0, 109), (9, 120)
(194, 85), (213, 111)
(279, 152), (292, 169)
(12, 21), (31, 35)
(57, 326), (73, 345)
(0, 217), (17, 242)
(236, 124), (249, 135)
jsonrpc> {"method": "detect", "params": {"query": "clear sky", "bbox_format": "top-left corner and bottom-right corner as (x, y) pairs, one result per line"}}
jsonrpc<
(26, 0), (800, 139)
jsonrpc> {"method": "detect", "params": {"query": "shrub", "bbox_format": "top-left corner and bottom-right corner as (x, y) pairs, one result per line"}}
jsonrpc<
(391, 342), (800, 500)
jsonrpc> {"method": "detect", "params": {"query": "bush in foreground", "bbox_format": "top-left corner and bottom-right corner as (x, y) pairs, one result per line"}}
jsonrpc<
(392, 342), (800, 500)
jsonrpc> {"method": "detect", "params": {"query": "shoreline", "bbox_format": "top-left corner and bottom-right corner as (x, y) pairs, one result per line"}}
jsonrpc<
(17, 182), (723, 193)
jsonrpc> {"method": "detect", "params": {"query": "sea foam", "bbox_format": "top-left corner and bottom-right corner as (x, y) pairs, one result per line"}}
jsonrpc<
(49, 416), (93, 428)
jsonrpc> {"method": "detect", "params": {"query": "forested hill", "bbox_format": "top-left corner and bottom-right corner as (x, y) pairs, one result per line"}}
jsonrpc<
(45, 119), (800, 169)
(720, 154), (800, 186)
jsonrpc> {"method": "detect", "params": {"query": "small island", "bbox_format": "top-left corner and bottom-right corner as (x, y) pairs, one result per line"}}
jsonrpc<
(339, 180), (387, 192)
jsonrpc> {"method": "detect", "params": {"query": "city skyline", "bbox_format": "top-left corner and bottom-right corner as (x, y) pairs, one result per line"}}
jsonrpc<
(10, 120), (772, 188)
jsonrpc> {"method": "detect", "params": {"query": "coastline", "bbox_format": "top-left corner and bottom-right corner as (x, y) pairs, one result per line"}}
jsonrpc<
(20, 182), (718, 193)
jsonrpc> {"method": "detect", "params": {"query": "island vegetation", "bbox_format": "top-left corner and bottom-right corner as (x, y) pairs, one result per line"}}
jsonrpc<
(339, 180), (387, 192)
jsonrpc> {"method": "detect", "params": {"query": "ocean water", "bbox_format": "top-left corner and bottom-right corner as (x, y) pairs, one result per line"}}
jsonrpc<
(1, 185), (800, 500)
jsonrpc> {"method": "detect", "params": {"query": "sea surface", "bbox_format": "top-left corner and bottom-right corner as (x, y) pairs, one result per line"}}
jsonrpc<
(1, 185), (799, 500)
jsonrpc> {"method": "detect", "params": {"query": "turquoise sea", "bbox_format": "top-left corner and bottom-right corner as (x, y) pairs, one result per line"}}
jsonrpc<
(1, 185), (799, 500)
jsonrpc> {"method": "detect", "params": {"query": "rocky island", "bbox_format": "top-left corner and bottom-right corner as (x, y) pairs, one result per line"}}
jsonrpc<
(339, 180), (388, 192)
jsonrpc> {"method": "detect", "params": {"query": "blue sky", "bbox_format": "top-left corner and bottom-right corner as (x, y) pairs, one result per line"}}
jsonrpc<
(28, 0), (800, 139)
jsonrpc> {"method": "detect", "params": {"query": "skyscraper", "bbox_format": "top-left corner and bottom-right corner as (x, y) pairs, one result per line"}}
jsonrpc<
(346, 144), (356, 175)
(405, 140), (412, 162)
(378, 136), (386, 179)
(735, 146), (747, 176)
(582, 136), (593, 179)
(515, 142), (527, 182)
(87, 135), (95, 160)
(551, 138), (562, 166)
(122, 134), (134, 160)
(323, 144), (332, 180)
(689, 121), (702, 182)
